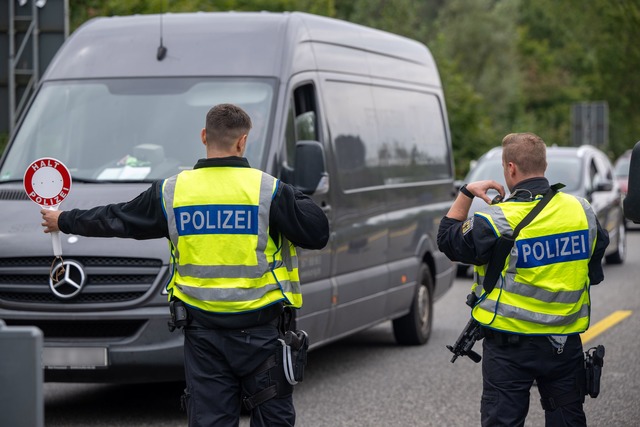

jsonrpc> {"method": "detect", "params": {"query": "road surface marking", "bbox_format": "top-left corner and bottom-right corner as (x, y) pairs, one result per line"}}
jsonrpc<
(581, 310), (632, 344)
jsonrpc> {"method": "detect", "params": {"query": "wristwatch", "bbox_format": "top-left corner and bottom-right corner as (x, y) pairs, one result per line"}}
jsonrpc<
(459, 184), (474, 199)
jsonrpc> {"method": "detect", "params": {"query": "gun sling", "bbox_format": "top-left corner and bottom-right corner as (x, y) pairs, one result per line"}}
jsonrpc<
(481, 184), (562, 294)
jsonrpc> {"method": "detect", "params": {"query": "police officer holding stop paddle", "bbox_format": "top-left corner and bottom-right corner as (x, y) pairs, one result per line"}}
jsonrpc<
(41, 104), (329, 427)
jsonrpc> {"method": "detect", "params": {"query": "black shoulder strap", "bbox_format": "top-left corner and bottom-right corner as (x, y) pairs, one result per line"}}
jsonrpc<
(481, 183), (563, 295)
(512, 183), (562, 238)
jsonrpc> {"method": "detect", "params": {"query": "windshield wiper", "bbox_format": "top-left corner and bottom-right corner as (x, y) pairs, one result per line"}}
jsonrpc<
(69, 176), (101, 183)
(105, 179), (159, 184)
(71, 176), (157, 183)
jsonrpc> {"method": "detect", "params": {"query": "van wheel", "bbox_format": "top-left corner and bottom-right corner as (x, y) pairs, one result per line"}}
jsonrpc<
(392, 263), (433, 345)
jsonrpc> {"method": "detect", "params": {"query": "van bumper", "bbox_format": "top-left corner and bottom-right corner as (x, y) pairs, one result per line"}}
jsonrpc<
(0, 307), (185, 384)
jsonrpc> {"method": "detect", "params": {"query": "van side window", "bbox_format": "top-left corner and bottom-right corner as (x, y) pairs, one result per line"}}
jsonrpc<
(283, 84), (319, 180)
(324, 80), (451, 191)
(323, 81), (381, 190)
(372, 85), (451, 184)
(284, 104), (297, 169)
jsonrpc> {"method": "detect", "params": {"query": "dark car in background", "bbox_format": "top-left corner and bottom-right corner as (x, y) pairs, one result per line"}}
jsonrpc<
(457, 145), (625, 275)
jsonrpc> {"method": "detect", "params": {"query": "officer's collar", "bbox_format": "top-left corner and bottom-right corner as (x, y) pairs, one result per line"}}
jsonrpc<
(507, 177), (550, 201)
(194, 156), (250, 169)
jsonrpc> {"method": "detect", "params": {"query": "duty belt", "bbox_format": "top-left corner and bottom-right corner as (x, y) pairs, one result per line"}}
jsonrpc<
(483, 329), (524, 346)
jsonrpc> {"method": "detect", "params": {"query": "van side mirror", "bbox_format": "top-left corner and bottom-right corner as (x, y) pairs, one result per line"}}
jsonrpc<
(294, 140), (328, 195)
(624, 140), (640, 223)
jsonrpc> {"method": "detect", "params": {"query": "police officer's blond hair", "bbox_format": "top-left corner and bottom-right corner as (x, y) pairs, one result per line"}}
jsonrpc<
(205, 104), (252, 150)
(502, 133), (547, 176)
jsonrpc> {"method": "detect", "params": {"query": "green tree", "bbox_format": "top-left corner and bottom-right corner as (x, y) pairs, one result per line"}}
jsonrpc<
(432, 0), (523, 133)
(583, 1), (640, 156)
(63, 0), (640, 171)
(517, 0), (592, 146)
(338, 0), (430, 41)
(436, 56), (497, 178)
(517, 0), (640, 157)
(428, 0), (523, 176)
(69, 0), (335, 30)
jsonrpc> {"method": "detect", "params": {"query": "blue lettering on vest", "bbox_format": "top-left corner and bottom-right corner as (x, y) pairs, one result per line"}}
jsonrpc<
(174, 205), (258, 235)
(516, 230), (589, 268)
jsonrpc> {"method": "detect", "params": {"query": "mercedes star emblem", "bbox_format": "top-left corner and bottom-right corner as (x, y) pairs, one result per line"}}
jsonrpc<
(49, 260), (87, 300)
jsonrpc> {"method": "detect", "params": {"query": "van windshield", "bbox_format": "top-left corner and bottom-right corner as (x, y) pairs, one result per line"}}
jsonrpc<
(0, 78), (275, 182)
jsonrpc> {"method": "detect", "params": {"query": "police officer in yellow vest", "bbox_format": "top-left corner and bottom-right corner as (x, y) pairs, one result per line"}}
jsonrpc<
(41, 104), (330, 426)
(437, 133), (609, 427)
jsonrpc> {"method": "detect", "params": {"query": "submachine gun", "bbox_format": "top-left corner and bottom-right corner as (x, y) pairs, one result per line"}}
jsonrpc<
(446, 224), (516, 363)
(446, 292), (483, 363)
(447, 187), (561, 364)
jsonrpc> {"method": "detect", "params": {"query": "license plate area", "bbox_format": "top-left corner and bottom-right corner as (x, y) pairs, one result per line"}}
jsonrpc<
(43, 347), (108, 369)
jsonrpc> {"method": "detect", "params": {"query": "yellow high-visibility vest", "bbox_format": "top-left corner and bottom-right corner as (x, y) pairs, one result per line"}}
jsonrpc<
(470, 192), (597, 335)
(161, 167), (302, 313)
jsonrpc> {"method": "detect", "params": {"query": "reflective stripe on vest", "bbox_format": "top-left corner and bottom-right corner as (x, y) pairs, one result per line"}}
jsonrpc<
(471, 192), (597, 335)
(161, 167), (302, 312)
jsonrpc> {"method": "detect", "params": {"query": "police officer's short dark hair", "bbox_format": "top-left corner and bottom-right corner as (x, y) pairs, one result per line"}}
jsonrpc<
(502, 132), (547, 175)
(205, 104), (252, 149)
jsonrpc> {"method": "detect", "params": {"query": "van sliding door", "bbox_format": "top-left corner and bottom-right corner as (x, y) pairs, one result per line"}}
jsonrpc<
(320, 77), (391, 339)
(370, 85), (454, 308)
(280, 81), (333, 346)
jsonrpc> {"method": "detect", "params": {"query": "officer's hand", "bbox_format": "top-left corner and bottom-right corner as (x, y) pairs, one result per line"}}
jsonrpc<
(41, 209), (62, 233)
(466, 180), (505, 205)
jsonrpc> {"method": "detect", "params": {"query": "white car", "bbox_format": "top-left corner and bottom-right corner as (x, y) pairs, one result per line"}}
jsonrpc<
(457, 145), (625, 275)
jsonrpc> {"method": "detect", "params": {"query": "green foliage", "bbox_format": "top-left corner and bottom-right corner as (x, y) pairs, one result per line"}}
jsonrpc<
(427, 0), (519, 176)
(432, 0), (522, 130)
(342, 0), (431, 41)
(585, 1), (640, 155)
(516, 0), (640, 155)
(429, 0), (640, 170)
(516, 1), (591, 145)
(436, 56), (498, 178)
(65, 0), (640, 176)
(69, 0), (335, 30)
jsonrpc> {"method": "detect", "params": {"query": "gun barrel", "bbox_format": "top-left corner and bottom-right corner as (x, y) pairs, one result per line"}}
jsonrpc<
(446, 345), (459, 363)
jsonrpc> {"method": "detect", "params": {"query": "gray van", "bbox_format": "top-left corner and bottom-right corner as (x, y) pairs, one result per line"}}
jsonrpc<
(0, 11), (456, 383)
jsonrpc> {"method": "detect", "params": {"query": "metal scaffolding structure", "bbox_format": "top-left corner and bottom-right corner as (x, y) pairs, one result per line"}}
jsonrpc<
(2, 0), (68, 135)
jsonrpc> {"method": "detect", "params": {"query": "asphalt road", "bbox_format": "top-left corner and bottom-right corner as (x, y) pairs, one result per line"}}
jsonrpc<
(44, 232), (640, 426)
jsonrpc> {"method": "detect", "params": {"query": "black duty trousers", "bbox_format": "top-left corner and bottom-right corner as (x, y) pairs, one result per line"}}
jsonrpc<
(183, 317), (295, 427)
(481, 333), (586, 427)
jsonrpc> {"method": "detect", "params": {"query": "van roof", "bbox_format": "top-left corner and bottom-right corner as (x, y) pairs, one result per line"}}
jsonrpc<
(43, 11), (441, 87)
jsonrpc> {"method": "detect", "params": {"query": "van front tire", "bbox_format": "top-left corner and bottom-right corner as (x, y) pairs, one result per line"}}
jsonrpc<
(392, 263), (433, 345)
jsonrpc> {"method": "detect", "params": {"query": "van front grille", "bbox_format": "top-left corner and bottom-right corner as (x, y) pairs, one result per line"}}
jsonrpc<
(0, 189), (30, 201)
(0, 256), (164, 307)
(0, 291), (146, 304)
